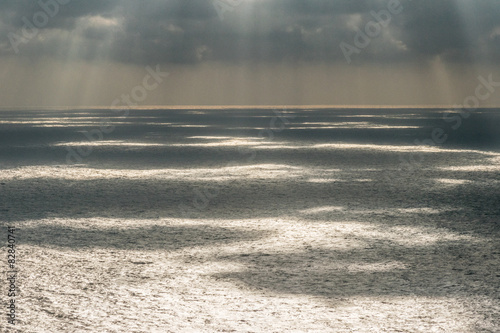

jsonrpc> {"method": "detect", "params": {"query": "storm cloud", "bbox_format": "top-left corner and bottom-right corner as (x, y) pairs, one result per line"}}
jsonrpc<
(1, 0), (500, 107)
(0, 0), (499, 65)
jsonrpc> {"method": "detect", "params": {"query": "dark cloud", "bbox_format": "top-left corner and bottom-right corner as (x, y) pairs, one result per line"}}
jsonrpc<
(397, 1), (474, 60)
(0, 0), (118, 30)
(0, 0), (499, 64)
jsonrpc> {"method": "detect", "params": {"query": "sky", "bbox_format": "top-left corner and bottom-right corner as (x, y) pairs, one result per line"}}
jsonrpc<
(0, 0), (500, 107)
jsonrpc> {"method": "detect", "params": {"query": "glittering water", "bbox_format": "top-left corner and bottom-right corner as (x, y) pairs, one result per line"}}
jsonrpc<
(1, 108), (499, 332)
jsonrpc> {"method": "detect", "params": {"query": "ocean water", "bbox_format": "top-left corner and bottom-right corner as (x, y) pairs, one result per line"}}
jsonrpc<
(0, 107), (499, 331)
(1, 107), (499, 227)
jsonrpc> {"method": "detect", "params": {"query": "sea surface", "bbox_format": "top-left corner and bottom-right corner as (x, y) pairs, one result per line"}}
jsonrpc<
(1, 107), (499, 225)
(0, 107), (499, 332)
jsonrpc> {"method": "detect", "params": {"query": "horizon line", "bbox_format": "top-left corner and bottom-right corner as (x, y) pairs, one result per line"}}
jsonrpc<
(0, 104), (499, 111)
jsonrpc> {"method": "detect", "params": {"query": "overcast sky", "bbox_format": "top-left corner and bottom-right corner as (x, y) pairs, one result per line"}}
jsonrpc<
(1, 0), (500, 107)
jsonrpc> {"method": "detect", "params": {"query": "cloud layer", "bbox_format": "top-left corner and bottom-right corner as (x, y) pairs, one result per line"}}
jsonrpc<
(1, 0), (499, 65)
